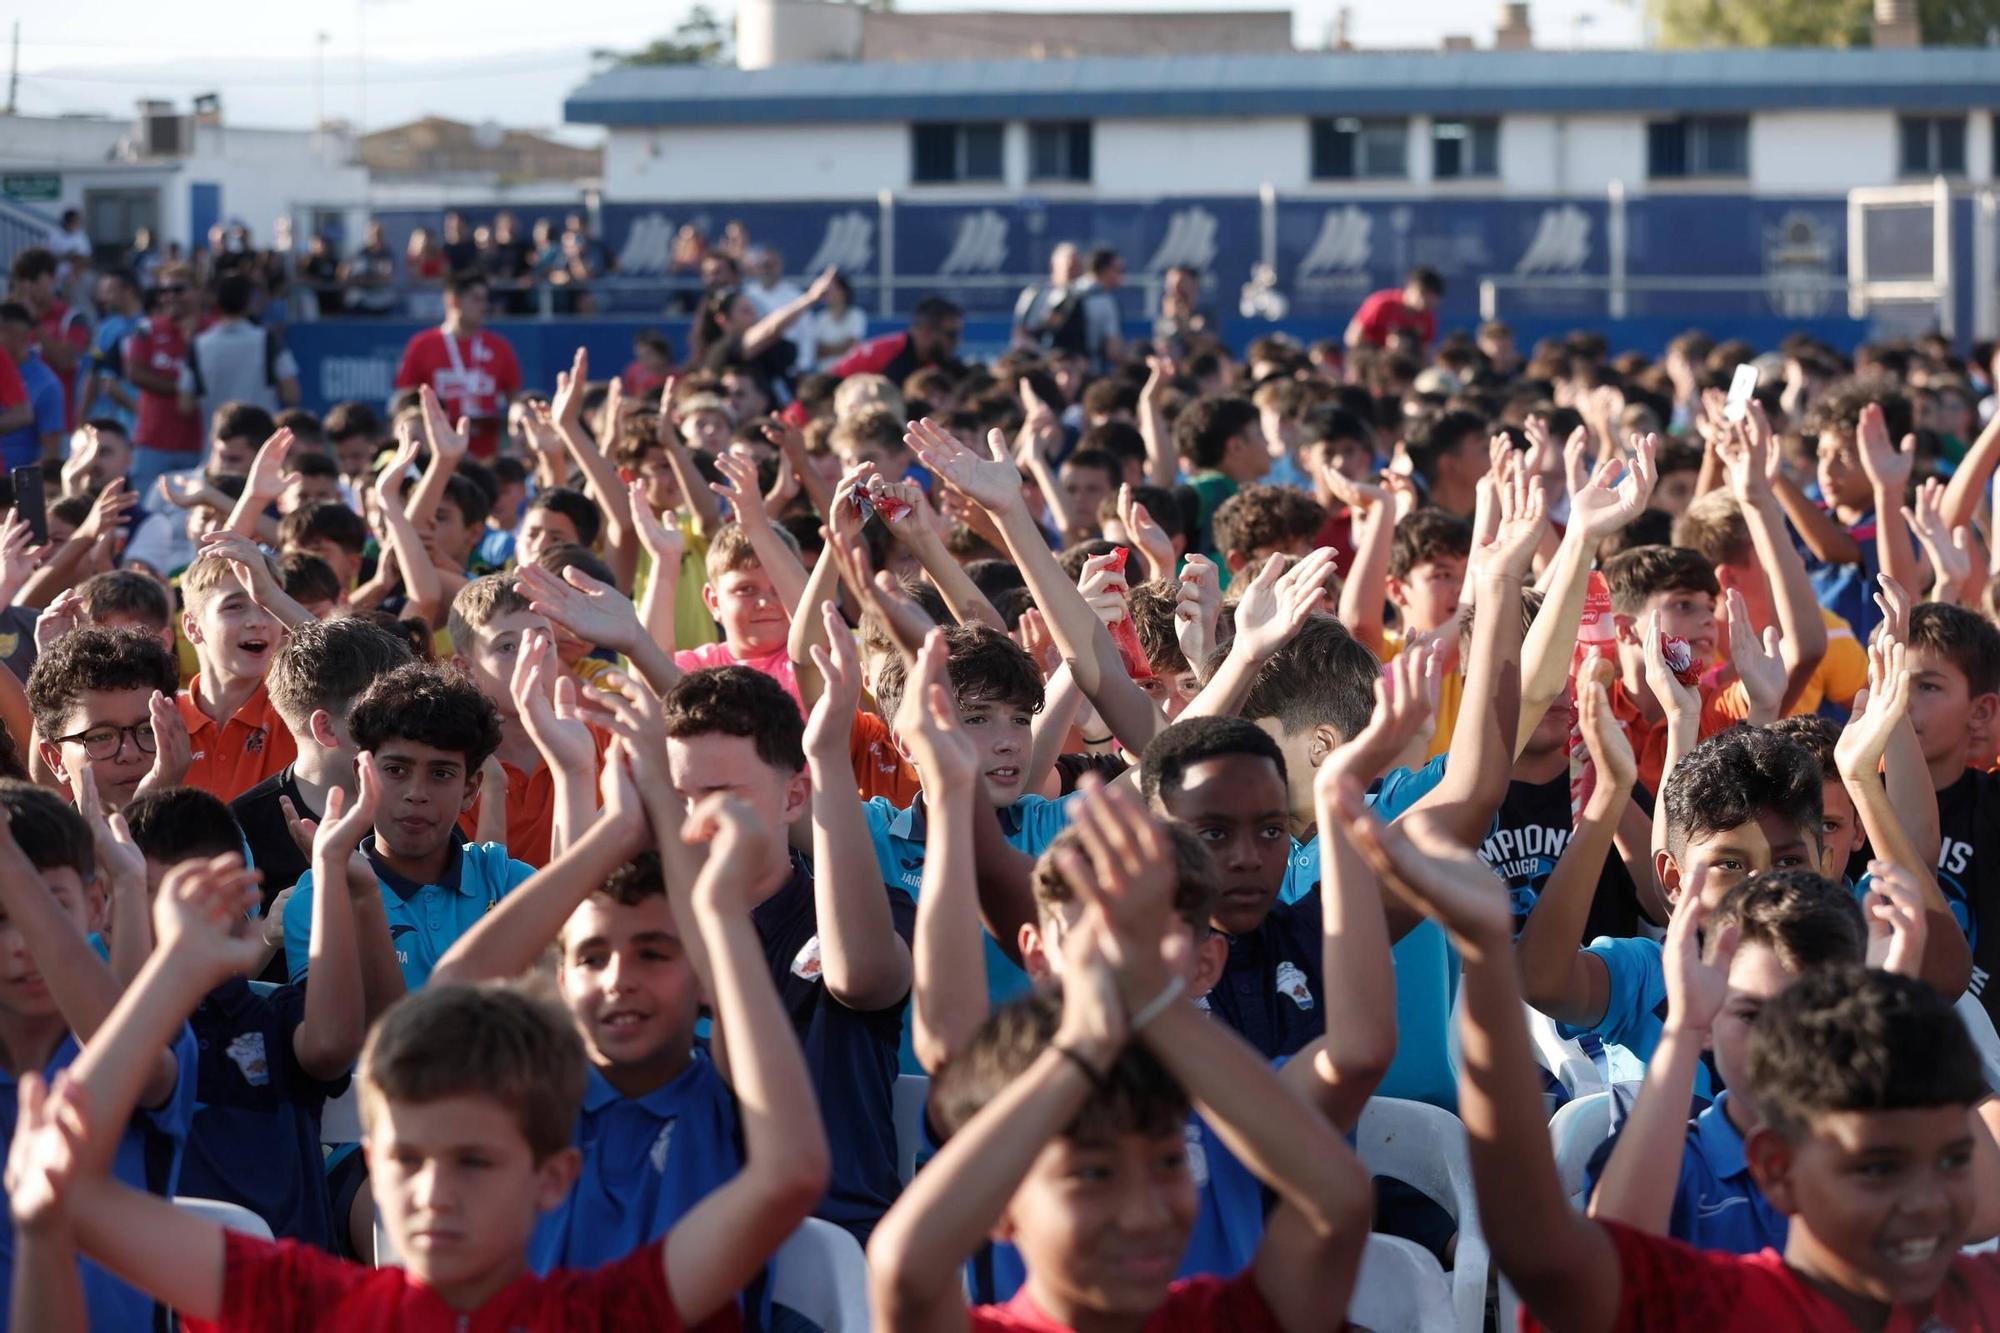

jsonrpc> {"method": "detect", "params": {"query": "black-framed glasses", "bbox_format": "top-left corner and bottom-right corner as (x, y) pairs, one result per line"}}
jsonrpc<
(53, 723), (156, 761)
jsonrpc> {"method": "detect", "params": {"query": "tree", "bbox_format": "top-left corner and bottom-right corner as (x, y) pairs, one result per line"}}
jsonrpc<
(1650, 0), (2000, 46)
(594, 4), (733, 66)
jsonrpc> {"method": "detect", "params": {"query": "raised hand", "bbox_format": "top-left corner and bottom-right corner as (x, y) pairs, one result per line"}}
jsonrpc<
(71, 767), (143, 891)
(1232, 547), (1336, 661)
(1862, 860), (1929, 978)
(804, 602), (863, 755)
(628, 479), (685, 566)
(1560, 423), (1594, 505)
(1872, 573), (1913, 649)
(903, 418), (1022, 514)
(1716, 419), (1773, 507)
(6, 1071), (89, 1234)
(1723, 586), (1785, 723)
(1902, 477), (1974, 600)
(1577, 668), (1637, 795)
(1315, 641), (1437, 796)
(1075, 551), (1131, 629)
(1662, 893), (1738, 1037)
(312, 754), (381, 869)
(418, 385), (468, 463)
(0, 509), (47, 604)
(681, 791), (775, 916)
(894, 627), (978, 789)
(150, 853), (267, 983)
(520, 403), (567, 470)
(32, 588), (82, 655)
(551, 347), (590, 433)
(1115, 484), (1176, 581)
(510, 630), (599, 773)
(1640, 609), (1702, 725)
(1330, 778), (1514, 955)
(1834, 638), (1909, 781)
(1057, 776), (1184, 1011)
(245, 427), (296, 501)
(1856, 402), (1916, 498)
(514, 563), (642, 656)
(804, 265), (840, 304)
(372, 434), (422, 511)
(60, 425), (103, 497)
(1478, 464), (1548, 582)
(76, 478), (136, 545)
(132, 690), (191, 800)
(822, 520), (936, 657)
(709, 450), (768, 524)
(1173, 554), (1220, 675)
(1320, 461), (1388, 515)
(159, 472), (214, 511)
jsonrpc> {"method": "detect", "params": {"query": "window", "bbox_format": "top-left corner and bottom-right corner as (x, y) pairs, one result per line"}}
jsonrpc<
(1028, 121), (1092, 183)
(1432, 117), (1499, 179)
(1646, 115), (1749, 179)
(1899, 115), (1966, 176)
(1311, 117), (1409, 180)
(912, 122), (1004, 184)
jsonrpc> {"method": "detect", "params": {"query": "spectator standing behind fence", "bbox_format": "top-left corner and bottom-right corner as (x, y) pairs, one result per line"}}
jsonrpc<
(298, 235), (342, 318)
(179, 274), (301, 431)
(122, 263), (207, 498)
(81, 269), (145, 431)
(809, 272), (866, 370)
(9, 247), (90, 432)
(339, 222), (399, 316)
(1013, 242), (1080, 352)
(392, 271), (520, 459)
(1344, 265), (1445, 352)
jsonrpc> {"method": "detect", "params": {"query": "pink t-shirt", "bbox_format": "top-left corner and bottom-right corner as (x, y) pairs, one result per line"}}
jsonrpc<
(672, 641), (802, 716)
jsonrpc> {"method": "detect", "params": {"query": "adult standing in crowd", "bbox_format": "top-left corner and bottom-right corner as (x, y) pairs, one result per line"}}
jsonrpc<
(81, 268), (146, 431)
(392, 270), (520, 458)
(1013, 241), (1080, 352)
(180, 273), (301, 430)
(121, 261), (205, 497)
(1344, 264), (1445, 352)
(8, 247), (90, 431)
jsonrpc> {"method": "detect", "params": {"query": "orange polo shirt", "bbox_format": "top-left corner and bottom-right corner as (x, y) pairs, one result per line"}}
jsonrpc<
(457, 726), (613, 870)
(175, 678), (298, 804)
(1608, 676), (1736, 796)
(852, 710), (922, 807)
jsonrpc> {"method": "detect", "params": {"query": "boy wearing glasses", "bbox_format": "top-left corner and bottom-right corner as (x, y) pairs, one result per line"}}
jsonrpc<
(27, 626), (190, 811)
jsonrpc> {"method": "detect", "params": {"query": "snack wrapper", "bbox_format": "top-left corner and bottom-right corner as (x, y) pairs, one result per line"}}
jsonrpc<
(849, 478), (913, 525)
(1093, 547), (1151, 682)
(1659, 632), (1701, 686)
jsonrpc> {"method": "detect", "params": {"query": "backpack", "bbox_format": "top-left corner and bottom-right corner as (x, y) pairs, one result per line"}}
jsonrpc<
(1028, 285), (1090, 356)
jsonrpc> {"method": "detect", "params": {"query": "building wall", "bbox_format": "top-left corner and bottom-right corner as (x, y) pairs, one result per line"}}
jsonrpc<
(602, 108), (2000, 204)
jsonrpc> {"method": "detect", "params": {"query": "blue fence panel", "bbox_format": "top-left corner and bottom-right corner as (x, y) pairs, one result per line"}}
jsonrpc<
(1275, 196), (1611, 324)
(1622, 195), (1848, 321)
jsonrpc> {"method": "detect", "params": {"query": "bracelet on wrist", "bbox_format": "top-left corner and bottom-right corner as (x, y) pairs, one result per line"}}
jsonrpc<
(1130, 975), (1187, 1031)
(1053, 1042), (1108, 1090)
(1079, 734), (1114, 747)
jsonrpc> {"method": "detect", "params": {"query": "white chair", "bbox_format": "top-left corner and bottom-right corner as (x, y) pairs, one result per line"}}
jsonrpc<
(771, 1217), (871, 1332)
(174, 1196), (274, 1241)
(1348, 1233), (1455, 1333)
(893, 1074), (929, 1185)
(1354, 1098), (1488, 1333)
(1526, 1006), (1606, 1102)
(1548, 1090), (1613, 1213)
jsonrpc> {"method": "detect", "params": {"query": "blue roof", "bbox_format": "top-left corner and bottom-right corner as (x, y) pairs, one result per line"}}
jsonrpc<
(566, 47), (2000, 127)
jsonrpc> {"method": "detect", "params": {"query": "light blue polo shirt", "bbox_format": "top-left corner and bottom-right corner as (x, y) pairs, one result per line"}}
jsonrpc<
(283, 831), (533, 989)
(863, 792), (1078, 1007)
(529, 1049), (741, 1273)
(1586, 1091), (1784, 1256)
(0, 1024), (199, 1330)
(1559, 935), (1717, 1099)
(1281, 755), (1459, 1110)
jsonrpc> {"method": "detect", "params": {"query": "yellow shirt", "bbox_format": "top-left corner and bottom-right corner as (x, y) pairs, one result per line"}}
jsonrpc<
(1382, 630), (1466, 763)
(634, 513), (718, 651)
(1715, 607), (1867, 720)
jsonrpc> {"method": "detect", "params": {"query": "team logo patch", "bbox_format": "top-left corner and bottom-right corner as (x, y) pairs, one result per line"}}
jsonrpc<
(1275, 961), (1314, 1011)
(791, 935), (824, 983)
(1183, 1122), (1209, 1189)
(650, 1122), (675, 1173)
(247, 727), (266, 754)
(226, 1032), (271, 1086)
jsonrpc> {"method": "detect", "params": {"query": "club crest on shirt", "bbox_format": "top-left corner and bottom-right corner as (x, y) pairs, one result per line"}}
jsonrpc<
(247, 727), (266, 753)
(1274, 961), (1314, 1011)
(791, 935), (824, 983)
(1183, 1121), (1209, 1189)
(650, 1122), (675, 1173)
(226, 1031), (271, 1086)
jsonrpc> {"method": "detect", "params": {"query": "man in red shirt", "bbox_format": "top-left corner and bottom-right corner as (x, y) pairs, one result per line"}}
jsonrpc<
(122, 262), (206, 501)
(826, 295), (964, 384)
(9, 246), (90, 431)
(394, 271), (521, 458)
(1343, 265), (1443, 352)
(0, 347), (30, 438)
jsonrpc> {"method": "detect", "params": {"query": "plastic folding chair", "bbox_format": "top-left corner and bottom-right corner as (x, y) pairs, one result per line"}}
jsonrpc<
(1354, 1097), (1488, 1333)
(771, 1217), (872, 1332)
(174, 1196), (274, 1241)
(1547, 1090), (1613, 1213)
(1348, 1233), (1455, 1332)
(893, 1074), (929, 1185)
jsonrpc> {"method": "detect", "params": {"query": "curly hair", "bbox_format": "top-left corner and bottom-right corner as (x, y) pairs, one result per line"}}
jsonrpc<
(348, 662), (503, 772)
(1661, 725), (1821, 861)
(26, 627), (178, 742)
(662, 666), (806, 773)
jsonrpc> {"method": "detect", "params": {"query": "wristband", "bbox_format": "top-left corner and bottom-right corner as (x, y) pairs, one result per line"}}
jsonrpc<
(1079, 734), (1114, 746)
(1130, 975), (1187, 1032)
(1053, 1042), (1107, 1090)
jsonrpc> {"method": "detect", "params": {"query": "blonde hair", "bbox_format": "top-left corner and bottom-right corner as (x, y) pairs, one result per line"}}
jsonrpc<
(446, 574), (533, 656)
(703, 521), (798, 582)
(181, 547), (281, 619)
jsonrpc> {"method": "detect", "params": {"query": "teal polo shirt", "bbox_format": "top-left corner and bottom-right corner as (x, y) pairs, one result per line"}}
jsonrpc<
(283, 831), (534, 990)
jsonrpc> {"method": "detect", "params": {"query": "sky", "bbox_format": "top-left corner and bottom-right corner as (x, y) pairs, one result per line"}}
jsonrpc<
(10, 0), (1646, 139)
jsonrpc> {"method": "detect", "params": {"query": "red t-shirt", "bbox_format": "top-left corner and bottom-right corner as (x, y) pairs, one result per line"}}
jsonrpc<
(1523, 1219), (2000, 1331)
(33, 300), (89, 430)
(184, 1228), (737, 1332)
(124, 314), (204, 454)
(393, 326), (522, 458)
(0, 354), (25, 413)
(1351, 289), (1436, 349)
(971, 1270), (1285, 1331)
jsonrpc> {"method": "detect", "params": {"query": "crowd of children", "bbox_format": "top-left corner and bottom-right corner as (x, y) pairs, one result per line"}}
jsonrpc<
(1, 289), (1999, 1331)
